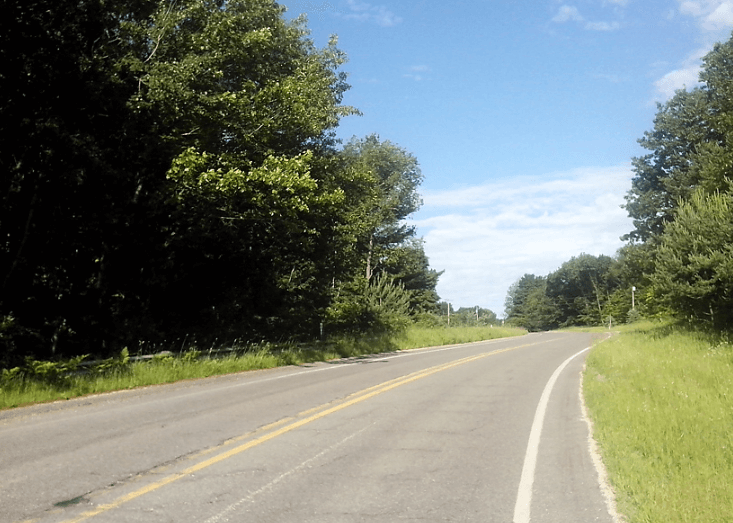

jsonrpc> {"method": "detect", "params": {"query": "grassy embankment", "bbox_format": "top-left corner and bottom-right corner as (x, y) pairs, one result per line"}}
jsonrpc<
(0, 325), (523, 410)
(584, 321), (733, 522)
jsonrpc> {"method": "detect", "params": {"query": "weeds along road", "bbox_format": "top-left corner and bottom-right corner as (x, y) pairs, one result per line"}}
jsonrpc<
(1, 332), (615, 523)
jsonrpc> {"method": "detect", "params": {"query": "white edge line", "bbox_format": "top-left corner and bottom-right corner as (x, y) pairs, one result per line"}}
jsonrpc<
(513, 346), (591, 523)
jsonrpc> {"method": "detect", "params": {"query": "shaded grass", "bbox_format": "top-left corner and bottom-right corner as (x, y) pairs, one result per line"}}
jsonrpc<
(0, 349), (285, 410)
(583, 321), (733, 522)
(0, 325), (524, 410)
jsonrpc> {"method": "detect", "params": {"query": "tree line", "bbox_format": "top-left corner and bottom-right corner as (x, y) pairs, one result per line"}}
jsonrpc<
(506, 32), (733, 332)
(0, 0), (443, 367)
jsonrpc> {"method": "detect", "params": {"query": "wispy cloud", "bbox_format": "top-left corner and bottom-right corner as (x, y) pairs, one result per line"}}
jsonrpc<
(680, 0), (733, 30)
(404, 65), (430, 81)
(552, 5), (584, 22)
(654, 0), (733, 101)
(286, 1), (337, 21)
(341, 0), (402, 26)
(585, 20), (621, 30)
(592, 72), (630, 83)
(652, 2), (733, 100)
(550, 4), (622, 31)
(413, 165), (633, 314)
(653, 50), (706, 99)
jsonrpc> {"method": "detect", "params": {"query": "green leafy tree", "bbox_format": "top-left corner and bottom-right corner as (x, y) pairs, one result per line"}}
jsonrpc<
(652, 190), (733, 327)
(381, 239), (442, 315)
(0, 0), (359, 361)
(122, 0), (360, 341)
(618, 33), (733, 330)
(545, 254), (619, 326)
(623, 35), (733, 243)
(325, 136), (434, 331)
(505, 274), (560, 331)
(505, 274), (557, 330)
(603, 243), (659, 321)
(623, 88), (717, 241)
(0, 0), (165, 362)
(505, 274), (544, 319)
(452, 307), (497, 326)
(521, 286), (560, 332)
(339, 135), (423, 282)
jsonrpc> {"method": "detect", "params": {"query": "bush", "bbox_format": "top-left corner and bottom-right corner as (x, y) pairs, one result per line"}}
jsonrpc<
(326, 274), (412, 335)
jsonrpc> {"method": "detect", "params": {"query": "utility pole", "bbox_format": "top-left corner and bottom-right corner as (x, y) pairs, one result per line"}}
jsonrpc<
(632, 286), (636, 310)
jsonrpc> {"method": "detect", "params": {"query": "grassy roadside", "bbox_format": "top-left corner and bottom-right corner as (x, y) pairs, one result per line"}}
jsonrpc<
(0, 325), (524, 411)
(583, 321), (733, 522)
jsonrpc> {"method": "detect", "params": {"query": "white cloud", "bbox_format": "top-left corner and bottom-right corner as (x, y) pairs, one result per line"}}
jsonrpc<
(552, 5), (584, 22)
(341, 0), (402, 26)
(679, 0), (705, 17)
(413, 166), (633, 315)
(654, 65), (702, 98)
(651, 2), (733, 100)
(404, 65), (430, 81)
(702, 1), (733, 29)
(551, 5), (621, 31)
(653, 48), (708, 99)
(678, 0), (733, 30)
(585, 20), (620, 30)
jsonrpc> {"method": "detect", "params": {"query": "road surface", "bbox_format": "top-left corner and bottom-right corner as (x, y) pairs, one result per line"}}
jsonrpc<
(0, 331), (616, 522)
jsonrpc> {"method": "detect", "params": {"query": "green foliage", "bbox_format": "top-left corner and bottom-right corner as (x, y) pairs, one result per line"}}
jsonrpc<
(652, 191), (733, 327)
(8, 355), (89, 387)
(323, 136), (439, 332)
(546, 253), (619, 326)
(90, 348), (131, 376)
(0, 0), (444, 362)
(181, 349), (201, 363)
(619, 34), (733, 330)
(448, 307), (498, 326)
(626, 308), (641, 324)
(624, 88), (717, 242)
(326, 273), (413, 335)
(505, 274), (558, 331)
(505, 254), (636, 330)
(381, 239), (443, 315)
(340, 135), (424, 281)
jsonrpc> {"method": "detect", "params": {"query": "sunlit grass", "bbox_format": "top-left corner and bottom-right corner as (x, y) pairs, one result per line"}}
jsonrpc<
(584, 321), (733, 522)
(395, 325), (524, 350)
(0, 325), (524, 410)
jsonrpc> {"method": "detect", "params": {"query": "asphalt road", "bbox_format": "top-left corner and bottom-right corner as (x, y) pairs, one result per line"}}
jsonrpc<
(0, 331), (616, 523)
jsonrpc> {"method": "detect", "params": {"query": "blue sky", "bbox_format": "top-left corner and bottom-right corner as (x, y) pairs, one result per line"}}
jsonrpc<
(284, 0), (733, 316)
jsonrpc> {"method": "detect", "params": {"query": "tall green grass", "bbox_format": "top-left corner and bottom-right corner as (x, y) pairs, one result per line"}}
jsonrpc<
(395, 325), (524, 350)
(0, 349), (286, 410)
(0, 325), (524, 410)
(584, 321), (733, 522)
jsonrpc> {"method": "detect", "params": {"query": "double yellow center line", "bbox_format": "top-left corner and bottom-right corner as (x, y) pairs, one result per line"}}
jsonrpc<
(60, 340), (543, 523)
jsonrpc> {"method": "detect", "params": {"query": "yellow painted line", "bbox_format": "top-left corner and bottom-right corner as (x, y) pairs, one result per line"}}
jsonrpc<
(60, 339), (553, 523)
